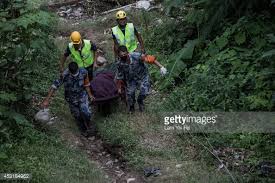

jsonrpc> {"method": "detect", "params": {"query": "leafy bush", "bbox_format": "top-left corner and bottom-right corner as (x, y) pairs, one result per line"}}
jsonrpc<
(161, 16), (275, 111)
(0, 0), (58, 144)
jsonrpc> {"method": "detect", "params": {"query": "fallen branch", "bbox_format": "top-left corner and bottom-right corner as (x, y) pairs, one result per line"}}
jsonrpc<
(100, 3), (137, 15)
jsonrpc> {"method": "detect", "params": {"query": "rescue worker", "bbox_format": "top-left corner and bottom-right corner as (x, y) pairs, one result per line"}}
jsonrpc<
(111, 10), (145, 59)
(41, 62), (96, 137)
(59, 31), (97, 81)
(115, 45), (167, 113)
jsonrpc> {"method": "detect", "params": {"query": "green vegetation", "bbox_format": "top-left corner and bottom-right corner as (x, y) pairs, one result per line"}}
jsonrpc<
(0, 1), (106, 182)
(1, 0), (274, 182)
(95, 0), (275, 182)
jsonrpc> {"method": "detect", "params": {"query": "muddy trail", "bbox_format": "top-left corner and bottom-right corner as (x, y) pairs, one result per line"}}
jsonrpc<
(59, 127), (145, 183)
(49, 0), (150, 182)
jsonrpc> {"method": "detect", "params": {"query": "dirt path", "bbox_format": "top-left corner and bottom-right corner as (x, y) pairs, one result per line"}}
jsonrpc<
(50, 1), (147, 182)
(59, 127), (145, 183)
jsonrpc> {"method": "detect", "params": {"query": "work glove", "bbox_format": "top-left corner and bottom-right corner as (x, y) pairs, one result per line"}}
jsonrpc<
(160, 67), (168, 76)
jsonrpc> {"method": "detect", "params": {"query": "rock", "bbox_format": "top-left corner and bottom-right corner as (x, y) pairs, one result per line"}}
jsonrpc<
(65, 8), (72, 14)
(47, 121), (55, 125)
(88, 136), (95, 141)
(59, 6), (66, 11)
(176, 164), (183, 168)
(117, 172), (124, 177)
(58, 12), (65, 17)
(136, 1), (151, 10)
(127, 178), (136, 183)
(124, 6), (132, 11)
(151, 89), (157, 94)
(106, 160), (113, 166)
(75, 140), (83, 147)
(76, 7), (82, 12)
(73, 9), (83, 17)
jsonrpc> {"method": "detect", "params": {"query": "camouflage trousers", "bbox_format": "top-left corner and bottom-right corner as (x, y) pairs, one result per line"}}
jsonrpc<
(67, 95), (92, 132)
(126, 75), (150, 107)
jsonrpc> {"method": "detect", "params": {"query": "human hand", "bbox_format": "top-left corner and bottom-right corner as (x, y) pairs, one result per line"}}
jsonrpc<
(41, 99), (49, 109)
(89, 95), (95, 103)
(118, 88), (122, 94)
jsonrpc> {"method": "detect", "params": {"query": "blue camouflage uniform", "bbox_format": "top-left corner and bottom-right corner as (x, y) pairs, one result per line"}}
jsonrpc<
(115, 52), (150, 108)
(52, 68), (91, 132)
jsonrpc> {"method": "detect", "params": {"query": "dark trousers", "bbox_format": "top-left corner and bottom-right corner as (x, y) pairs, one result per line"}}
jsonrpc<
(85, 65), (93, 81)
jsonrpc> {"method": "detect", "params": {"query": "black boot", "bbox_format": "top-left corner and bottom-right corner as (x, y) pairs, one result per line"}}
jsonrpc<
(129, 105), (135, 114)
(137, 95), (145, 112)
(138, 102), (145, 112)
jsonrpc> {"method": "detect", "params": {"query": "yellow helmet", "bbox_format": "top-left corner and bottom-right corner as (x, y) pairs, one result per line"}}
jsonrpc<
(70, 31), (82, 44)
(116, 10), (126, 19)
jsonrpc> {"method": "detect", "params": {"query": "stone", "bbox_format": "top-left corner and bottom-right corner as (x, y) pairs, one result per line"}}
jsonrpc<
(127, 178), (136, 183)
(136, 1), (151, 10)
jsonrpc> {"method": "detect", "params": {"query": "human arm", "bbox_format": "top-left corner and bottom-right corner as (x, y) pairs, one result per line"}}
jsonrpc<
(41, 87), (55, 108)
(134, 27), (145, 53)
(91, 42), (98, 69)
(41, 77), (64, 108)
(83, 73), (95, 102)
(141, 54), (168, 76)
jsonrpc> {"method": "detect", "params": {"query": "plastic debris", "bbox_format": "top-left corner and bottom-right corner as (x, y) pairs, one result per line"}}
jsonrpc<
(34, 108), (50, 123)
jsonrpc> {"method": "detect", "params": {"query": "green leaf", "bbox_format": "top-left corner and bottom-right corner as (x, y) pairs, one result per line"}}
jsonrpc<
(0, 152), (8, 160)
(180, 39), (198, 60)
(167, 39), (198, 79)
(267, 34), (275, 44)
(253, 37), (266, 50)
(0, 23), (16, 32)
(216, 36), (228, 50)
(0, 92), (17, 103)
(207, 43), (219, 56)
(234, 31), (246, 45)
(261, 49), (275, 58)
(246, 23), (261, 35)
(15, 44), (27, 57)
(11, 112), (30, 126)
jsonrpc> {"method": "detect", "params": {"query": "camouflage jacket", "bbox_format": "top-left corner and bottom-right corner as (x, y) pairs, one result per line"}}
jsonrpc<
(115, 52), (149, 82)
(52, 68), (90, 104)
